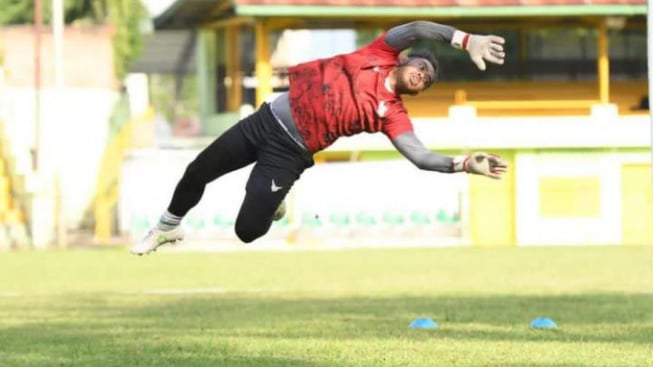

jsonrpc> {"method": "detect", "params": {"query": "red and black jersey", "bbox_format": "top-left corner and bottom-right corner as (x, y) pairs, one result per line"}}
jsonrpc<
(287, 34), (413, 154)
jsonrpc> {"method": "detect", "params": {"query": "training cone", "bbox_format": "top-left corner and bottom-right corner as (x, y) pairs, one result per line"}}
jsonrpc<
(408, 317), (438, 329)
(530, 317), (558, 330)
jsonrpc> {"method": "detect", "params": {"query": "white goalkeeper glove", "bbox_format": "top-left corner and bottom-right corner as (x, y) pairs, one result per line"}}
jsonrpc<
(453, 152), (509, 179)
(451, 30), (505, 71)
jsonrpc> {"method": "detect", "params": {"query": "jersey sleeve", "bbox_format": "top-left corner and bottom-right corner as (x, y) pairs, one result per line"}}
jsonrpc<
(361, 33), (401, 59)
(382, 108), (414, 139)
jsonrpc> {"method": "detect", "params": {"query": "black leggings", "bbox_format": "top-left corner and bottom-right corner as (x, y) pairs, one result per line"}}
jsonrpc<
(167, 104), (313, 243)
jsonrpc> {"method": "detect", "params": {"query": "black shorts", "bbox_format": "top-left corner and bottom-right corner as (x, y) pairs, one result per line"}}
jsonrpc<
(232, 103), (314, 242)
(168, 103), (314, 242)
(239, 102), (314, 193)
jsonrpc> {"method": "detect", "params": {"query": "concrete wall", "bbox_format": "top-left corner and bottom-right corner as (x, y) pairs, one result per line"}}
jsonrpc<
(2, 87), (117, 244)
(117, 113), (651, 248)
(0, 25), (117, 247)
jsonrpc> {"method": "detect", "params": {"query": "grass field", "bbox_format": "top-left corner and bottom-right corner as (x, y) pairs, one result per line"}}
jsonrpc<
(1, 245), (652, 367)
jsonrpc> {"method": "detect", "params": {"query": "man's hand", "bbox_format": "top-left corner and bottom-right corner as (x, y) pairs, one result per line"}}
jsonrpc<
(453, 152), (509, 179)
(451, 30), (505, 71)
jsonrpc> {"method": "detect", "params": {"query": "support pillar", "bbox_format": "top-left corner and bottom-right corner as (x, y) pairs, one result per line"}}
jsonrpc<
(597, 18), (610, 104)
(255, 20), (273, 106)
(225, 26), (243, 111)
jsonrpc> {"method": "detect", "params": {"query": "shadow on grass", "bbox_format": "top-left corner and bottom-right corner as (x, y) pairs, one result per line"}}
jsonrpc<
(108, 292), (653, 342)
(1, 293), (651, 367)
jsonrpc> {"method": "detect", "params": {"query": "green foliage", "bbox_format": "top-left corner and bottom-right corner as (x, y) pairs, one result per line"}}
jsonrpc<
(0, 0), (107, 26)
(104, 0), (147, 80)
(355, 29), (382, 48)
(149, 74), (199, 125)
(0, 0), (34, 25)
(0, 0), (147, 80)
(0, 246), (652, 366)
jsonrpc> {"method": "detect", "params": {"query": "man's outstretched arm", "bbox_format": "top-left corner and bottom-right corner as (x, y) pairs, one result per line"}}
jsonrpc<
(384, 20), (506, 70)
(384, 21), (456, 50)
(391, 131), (509, 179)
(391, 131), (455, 173)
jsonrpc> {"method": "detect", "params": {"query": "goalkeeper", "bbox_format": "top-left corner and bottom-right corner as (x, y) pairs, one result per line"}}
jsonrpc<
(131, 20), (509, 255)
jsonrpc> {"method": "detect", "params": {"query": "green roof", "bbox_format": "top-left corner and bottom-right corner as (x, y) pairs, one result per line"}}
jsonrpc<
(154, 0), (647, 29)
(235, 4), (647, 18)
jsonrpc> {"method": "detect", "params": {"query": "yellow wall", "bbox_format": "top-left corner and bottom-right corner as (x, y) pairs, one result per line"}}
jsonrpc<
(621, 164), (653, 245)
(468, 151), (515, 246)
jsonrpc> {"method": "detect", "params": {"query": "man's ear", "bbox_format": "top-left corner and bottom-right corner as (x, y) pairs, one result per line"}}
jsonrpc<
(397, 55), (409, 65)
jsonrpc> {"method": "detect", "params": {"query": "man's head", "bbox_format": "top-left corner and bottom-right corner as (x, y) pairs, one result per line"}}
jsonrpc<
(394, 49), (439, 95)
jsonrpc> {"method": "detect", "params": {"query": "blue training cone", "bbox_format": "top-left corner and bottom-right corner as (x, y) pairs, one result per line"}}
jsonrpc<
(408, 317), (438, 329)
(530, 317), (558, 330)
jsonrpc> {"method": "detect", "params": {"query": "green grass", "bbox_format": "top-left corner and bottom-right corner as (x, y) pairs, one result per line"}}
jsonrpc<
(0, 245), (652, 367)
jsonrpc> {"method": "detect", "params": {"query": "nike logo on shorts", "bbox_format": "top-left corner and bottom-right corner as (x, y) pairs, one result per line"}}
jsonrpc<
(271, 179), (283, 192)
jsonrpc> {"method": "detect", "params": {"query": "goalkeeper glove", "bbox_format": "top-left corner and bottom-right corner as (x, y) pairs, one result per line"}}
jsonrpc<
(451, 30), (506, 71)
(453, 152), (509, 179)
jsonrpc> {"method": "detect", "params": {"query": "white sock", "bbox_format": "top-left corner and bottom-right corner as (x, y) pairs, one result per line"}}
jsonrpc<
(157, 211), (182, 231)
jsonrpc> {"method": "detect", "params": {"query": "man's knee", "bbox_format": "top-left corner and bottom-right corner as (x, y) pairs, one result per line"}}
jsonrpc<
(235, 213), (272, 243)
(234, 221), (268, 243)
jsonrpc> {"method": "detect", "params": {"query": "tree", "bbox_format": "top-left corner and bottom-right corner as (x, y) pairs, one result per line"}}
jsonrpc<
(0, 0), (147, 80)
(0, 0), (35, 25)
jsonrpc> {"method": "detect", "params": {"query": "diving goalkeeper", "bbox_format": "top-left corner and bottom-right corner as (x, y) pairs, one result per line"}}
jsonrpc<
(131, 20), (509, 255)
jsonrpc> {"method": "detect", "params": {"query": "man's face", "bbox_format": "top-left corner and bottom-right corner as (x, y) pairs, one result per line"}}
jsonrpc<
(395, 57), (436, 96)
